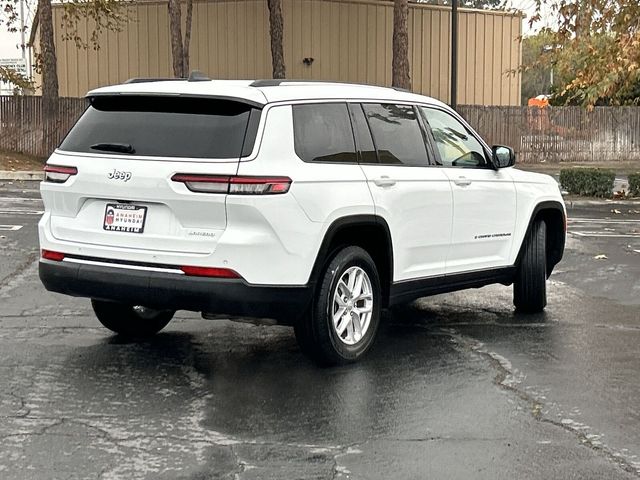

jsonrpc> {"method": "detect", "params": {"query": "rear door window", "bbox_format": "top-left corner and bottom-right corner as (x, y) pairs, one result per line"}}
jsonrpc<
(362, 103), (429, 167)
(292, 103), (357, 163)
(60, 96), (260, 159)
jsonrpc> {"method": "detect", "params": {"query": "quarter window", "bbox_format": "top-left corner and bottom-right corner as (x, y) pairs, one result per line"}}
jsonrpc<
(362, 104), (429, 167)
(292, 103), (357, 163)
(420, 107), (487, 168)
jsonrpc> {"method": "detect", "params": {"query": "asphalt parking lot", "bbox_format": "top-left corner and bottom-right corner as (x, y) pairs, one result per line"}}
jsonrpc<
(1, 180), (639, 480)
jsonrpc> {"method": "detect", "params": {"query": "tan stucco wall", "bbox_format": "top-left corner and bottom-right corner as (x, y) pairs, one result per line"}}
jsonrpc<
(36, 0), (522, 105)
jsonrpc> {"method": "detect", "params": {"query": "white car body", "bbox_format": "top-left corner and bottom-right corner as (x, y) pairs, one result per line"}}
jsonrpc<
(39, 78), (566, 332)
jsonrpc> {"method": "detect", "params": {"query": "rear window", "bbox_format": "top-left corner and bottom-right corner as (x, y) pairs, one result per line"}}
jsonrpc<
(60, 96), (260, 159)
(292, 103), (357, 163)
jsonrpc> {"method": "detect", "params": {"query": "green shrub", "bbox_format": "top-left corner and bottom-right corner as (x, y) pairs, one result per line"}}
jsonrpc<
(629, 173), (640, 197)
(559, 168), (615, 198)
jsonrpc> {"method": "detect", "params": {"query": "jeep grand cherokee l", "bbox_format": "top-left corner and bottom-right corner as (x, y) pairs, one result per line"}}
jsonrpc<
(39, 78), (566, 365)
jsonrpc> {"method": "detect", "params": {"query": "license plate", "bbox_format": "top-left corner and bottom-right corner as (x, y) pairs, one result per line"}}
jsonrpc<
(103, 203), (147, 234)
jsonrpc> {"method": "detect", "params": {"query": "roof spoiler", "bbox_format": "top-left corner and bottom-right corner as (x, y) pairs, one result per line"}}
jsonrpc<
(123, 71), (211, 84)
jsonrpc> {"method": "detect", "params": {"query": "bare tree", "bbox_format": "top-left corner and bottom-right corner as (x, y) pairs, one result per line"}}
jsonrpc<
(267, 0), (286, 79)
(37, 0), (59, 153)
(168, 0), (194, 78)
(392, 0), (411, 90)
(37, 0), (58, 104)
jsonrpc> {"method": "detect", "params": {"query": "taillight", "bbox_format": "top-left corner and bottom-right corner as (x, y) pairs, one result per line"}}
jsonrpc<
(172, 174), (292, 195)
(180, 266), (241, 278)
(44, 165), (77, 183)
(42, 249), (65, 261)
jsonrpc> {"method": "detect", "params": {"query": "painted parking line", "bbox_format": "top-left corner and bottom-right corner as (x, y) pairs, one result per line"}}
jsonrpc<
(570, 231), (640, 238)
(0, 225), (23, 231)
(569, 218), (640, 224)
(0, 209), (44, 215)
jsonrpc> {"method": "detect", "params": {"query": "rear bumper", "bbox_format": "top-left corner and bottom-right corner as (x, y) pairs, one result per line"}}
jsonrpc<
(39, 259), (312, 324)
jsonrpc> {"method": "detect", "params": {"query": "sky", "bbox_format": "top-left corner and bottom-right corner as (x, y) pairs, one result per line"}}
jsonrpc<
(1, 0), (35, 59)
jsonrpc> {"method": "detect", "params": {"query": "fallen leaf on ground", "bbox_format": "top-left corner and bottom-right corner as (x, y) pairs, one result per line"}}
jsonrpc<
(593, 254), (608, 260)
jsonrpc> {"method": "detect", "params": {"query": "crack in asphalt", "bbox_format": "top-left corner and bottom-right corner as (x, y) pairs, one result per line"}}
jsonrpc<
(0, 252), (38, 296)
(437, 326), (640, 478)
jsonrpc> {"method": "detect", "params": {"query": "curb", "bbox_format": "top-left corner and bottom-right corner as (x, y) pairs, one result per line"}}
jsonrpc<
(0, 171), (44, 181)
(563, 197), (640, 207)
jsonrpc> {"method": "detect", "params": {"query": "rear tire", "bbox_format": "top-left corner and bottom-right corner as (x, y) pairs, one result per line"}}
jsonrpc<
(514, 220), (547, 313)
(295, 246), (381, 366)
(91, 300), (174, 337)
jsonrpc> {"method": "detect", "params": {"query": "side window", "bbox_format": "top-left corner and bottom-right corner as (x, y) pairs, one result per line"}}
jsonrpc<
(348, 103), (378, 164)
(362, 103), (429, 167)
(292, 103), (357, 163)
(420, 107), (487, 168)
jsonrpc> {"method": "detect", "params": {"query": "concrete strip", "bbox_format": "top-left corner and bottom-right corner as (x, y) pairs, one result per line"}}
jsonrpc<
(0, 171), (44, 181)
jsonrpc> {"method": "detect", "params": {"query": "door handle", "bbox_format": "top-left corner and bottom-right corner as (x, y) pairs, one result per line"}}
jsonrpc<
(373, 176), (397, 187)
(453, 176), (472, 187)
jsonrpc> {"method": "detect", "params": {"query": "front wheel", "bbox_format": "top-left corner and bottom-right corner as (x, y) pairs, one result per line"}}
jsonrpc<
(295, 246), (381, 366)
(91, 300), (174, 337)
(513, 220), (547, 313)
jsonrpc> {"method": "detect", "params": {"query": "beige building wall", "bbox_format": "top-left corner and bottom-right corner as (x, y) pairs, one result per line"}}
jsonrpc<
(40, 0), (522, 105)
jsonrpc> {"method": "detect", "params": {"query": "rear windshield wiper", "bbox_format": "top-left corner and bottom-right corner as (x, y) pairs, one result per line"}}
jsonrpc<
(90, 143), (135, 154)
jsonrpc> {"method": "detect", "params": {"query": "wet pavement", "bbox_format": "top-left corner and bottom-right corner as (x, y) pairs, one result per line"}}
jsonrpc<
(1, 181), (639, 479)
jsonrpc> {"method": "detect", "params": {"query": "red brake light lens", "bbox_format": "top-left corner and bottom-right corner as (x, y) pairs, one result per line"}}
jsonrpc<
(44, 165), (78, 183)
(42, 249), (65, 261)
(180, 266), (241, 278)
(172, 174), (291, 195)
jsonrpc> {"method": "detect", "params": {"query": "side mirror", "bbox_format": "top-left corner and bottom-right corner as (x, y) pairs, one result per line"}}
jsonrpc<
(491, 145), (516, 169)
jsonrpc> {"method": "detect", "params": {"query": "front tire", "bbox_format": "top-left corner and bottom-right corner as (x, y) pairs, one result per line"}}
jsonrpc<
(91, 300), (174, 337)
(295, 246), (381, 366)
(514, 220), (547, 313)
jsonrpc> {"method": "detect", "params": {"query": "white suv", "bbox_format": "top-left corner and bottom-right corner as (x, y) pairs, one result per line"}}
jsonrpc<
(39, 78), (566, 365)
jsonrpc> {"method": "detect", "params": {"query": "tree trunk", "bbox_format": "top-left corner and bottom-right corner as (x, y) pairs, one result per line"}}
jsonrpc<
(38, 0), (59, 154)
(168, 0), (185, 77)
(392, 0), (411, 90)
(183, 0), (194, 74)
(267, 0), (286, 79)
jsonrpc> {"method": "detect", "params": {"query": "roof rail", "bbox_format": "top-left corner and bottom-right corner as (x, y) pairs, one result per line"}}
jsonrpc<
(188, 70), (211, 82)
(249, 79), (404, 90)
(251, 79), (367, 87)
(124, 77), (185, 84)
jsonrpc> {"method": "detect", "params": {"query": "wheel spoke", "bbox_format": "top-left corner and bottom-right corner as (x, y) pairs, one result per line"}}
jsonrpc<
(333, 306), (347, 324)
(336, 314), (350, 335)
(354, 292), (373, 302)
(337, 280), (351, 298)
(352, 314), (362, 340)
(346, 269), (357, 292)
(352, 270), (365, 298)
(354, 304), (372, 315)
(345, 317), (355, 342)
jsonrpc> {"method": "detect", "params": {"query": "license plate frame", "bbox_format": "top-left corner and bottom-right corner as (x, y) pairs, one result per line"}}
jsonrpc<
(103, 203), (148, 234)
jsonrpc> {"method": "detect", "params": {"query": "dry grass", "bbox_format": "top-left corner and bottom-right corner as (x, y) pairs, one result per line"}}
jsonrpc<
(0, 150), (45, 171)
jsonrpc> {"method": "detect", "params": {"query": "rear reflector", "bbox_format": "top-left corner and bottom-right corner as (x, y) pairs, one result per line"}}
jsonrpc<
(44, 165), (78, 183)
(180, 265), (241, 278)
(172, 174), (291, 195)
(42, 249), (65, 261)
